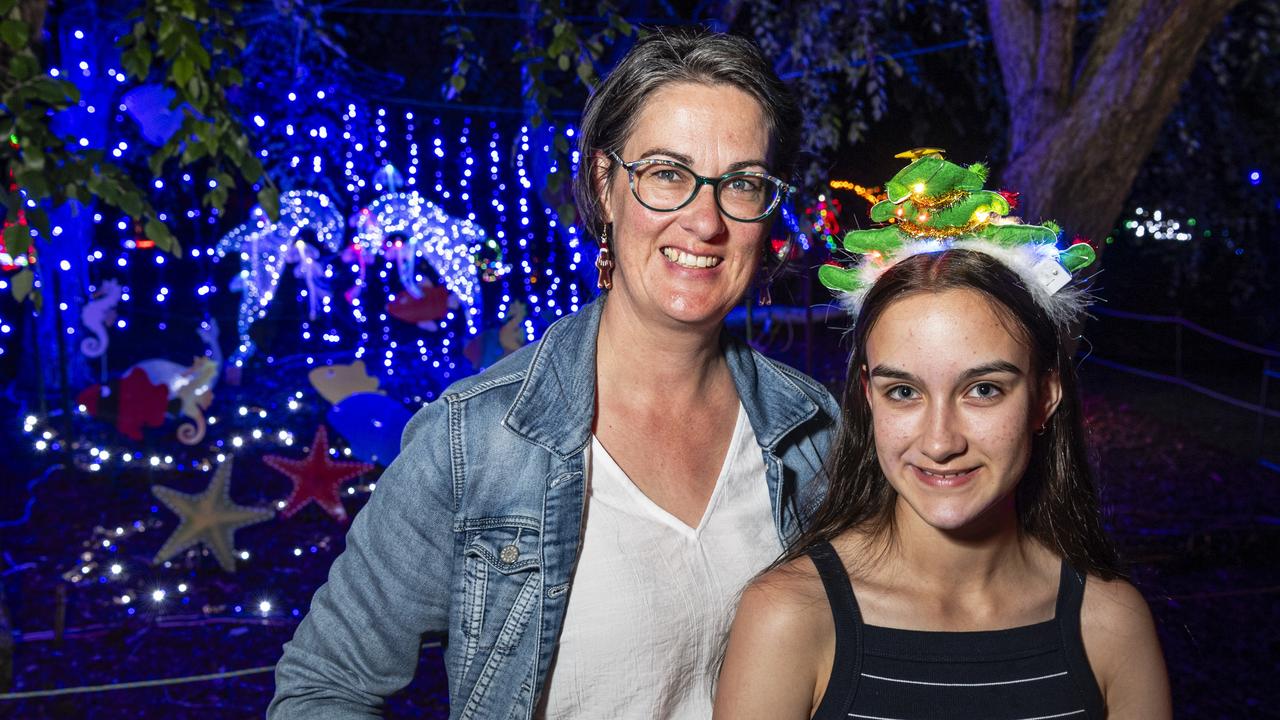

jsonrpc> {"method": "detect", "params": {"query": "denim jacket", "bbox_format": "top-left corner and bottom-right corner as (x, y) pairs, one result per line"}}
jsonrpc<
(269, 296), (839, 719)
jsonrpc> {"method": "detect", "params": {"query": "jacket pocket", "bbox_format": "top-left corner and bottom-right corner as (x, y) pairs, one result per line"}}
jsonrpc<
(456, 521), (543, 720)
(459, 521), (541, 643)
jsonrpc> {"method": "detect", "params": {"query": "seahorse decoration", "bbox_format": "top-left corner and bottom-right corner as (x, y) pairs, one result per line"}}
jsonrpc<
(216, 190), (344, 366)
(80, 279), (123, 359)
(77, 320), (222, 444)
(353, 190), (506, 335)
(818, 149), (1097, 322)
(130, 319), (222, 445)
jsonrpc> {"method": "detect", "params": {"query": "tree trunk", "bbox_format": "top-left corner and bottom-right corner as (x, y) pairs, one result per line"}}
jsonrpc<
(23, 1), (113, 402)
(990, 0), (1241, 244)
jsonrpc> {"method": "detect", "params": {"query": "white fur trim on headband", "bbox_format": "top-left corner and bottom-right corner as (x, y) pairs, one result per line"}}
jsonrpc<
(835, 238), (1091, 327)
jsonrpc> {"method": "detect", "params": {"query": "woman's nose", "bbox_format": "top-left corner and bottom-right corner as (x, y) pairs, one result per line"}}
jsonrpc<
(921, 403), (967, 462)
(679, 184), (728, 242)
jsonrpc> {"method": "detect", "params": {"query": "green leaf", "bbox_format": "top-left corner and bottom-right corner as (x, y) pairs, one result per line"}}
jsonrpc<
(30, 287), (42, 314)
(31, 78), (73, 106)
(118, 189), (145, 219)
(146, 218), (179, 254)
(10, 268), (33, 302)
(450, 74), (466, 93)
(0, 0), (20, 14)
(610, 15), (633, 36)
(10, 52), (38, 81)
(26, 208), (50, 239)
(189, 43), (211, 70)
(0, 19), (29, 50)
(22, 144), (45, 171)
(172, 55), (196, 90)
(239, 154), (264, 183)
(257, 185), (280, 221)
(14, 167), (49, 201)
(557, 54), (570, 71)
(4, 224), (31, 259)
(121, 44), (151, 79)
(219, 66), (244, 87)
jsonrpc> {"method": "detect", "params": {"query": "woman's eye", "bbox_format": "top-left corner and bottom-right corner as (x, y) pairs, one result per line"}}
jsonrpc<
(968, 382), (1002, 400)
(887, 386), (917, 401)
(653, 168), (688, 184)
(726, 177), (763, 195)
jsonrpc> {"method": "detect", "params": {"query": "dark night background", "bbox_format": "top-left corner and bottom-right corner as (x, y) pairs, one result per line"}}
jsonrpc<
(0, 1), (1276, 717)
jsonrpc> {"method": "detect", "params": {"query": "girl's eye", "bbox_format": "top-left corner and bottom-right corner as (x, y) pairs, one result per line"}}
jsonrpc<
(887, 386), (917, 401)
(968, 382), (1002, 400)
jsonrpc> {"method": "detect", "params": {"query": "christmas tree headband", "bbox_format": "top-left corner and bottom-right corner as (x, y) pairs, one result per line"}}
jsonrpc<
(818, 149), (1097, 327)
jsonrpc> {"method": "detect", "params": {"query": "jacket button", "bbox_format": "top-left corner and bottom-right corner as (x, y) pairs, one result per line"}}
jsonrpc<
(500, 544), (520, 564)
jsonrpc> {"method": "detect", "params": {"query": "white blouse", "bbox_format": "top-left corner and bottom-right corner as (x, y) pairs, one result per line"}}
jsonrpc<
(540, 402), (783, 719)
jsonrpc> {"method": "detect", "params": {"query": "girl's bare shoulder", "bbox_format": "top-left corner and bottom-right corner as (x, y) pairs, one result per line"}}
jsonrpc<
(735, 550), (836, 644)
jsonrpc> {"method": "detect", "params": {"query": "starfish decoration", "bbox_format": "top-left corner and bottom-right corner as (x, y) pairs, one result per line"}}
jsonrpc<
(263, 425), (375, 523)
(151, 457), (275, 573)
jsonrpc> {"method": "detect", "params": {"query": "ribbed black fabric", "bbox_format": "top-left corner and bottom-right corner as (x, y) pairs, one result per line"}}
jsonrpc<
(807, 541), (1105, 720)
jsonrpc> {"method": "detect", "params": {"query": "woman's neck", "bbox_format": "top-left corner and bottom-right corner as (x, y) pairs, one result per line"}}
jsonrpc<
(595, 293), (731, 405)
(888, 495), (1040, 594)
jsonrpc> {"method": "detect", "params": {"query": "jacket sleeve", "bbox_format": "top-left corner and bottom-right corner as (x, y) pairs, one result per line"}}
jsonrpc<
(268, 399), (456, 718)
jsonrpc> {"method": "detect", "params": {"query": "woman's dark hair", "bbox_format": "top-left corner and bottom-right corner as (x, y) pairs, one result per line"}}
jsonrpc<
(572, 27), (802, 241)
(783, 249), (1124, 580)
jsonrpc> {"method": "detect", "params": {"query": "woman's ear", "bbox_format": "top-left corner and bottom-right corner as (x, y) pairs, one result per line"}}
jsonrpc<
(1037, 370), (1063, 429)
(593, 150), (614, 224)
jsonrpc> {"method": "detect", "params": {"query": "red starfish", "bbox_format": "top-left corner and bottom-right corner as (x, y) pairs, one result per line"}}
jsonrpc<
(263, 426), (375, 523)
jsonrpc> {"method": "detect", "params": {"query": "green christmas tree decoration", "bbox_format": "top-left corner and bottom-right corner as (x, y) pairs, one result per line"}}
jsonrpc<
(822, 149), (1093, 295)
(1060, 242), (1097, 273)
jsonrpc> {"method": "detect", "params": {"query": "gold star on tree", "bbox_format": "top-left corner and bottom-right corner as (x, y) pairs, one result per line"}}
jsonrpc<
(151, 457), (275, 573)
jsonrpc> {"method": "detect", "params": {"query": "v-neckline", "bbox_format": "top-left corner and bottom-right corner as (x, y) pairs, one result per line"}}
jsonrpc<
(589, 402), (746, 538)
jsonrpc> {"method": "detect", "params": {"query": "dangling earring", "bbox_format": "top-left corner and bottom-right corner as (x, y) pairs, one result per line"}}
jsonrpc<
(758, 239), (780, 306)
(595, 224), (614, 290)
(758, 282), (772, 307)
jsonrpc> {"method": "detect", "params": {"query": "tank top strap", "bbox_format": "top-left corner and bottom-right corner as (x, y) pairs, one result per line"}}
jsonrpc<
(805, 541), (863, 720)
(1054, 559), (1107, 717)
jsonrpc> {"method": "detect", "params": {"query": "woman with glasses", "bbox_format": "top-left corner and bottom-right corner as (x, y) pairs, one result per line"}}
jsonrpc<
(270, 28), (838, 720)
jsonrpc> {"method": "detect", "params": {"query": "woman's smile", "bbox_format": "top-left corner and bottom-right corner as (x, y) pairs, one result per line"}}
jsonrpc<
(660, 246), (724, 270)
(911, 464), (980, 488)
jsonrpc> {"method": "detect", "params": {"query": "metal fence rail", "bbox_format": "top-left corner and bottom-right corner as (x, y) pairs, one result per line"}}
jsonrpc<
(1088, 306), (1278, 471)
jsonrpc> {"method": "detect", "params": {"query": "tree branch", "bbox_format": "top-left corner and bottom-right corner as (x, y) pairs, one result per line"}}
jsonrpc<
(987, 0), (1038, 117)
(988, 0), (1078, 157)
(1001, 0), (1243, 244)
(1034, 0), (1075, 109)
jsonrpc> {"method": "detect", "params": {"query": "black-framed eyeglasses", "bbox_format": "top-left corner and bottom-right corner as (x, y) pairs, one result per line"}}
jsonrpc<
(608, 150), (795, 223)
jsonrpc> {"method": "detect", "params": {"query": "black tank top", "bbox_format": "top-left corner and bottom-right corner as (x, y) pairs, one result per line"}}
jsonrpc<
(807, 540), (1105, 720)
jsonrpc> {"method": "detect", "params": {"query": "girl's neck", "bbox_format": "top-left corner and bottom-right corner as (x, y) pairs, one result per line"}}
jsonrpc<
(886, 495), (1040, 594)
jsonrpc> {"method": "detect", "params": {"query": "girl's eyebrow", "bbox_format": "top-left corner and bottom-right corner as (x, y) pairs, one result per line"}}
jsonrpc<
(958, 361), (1023, 382)
(870, 361), (1023, 384)
(869, 365), (916, 383)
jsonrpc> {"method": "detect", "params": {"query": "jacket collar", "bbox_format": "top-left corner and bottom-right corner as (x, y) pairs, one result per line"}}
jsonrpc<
(503, 295), (819, 457)
(502, 297), (603, 457)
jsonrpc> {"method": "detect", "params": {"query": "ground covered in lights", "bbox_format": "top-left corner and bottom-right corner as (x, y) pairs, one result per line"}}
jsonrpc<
(2, 357), (1277, 718)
